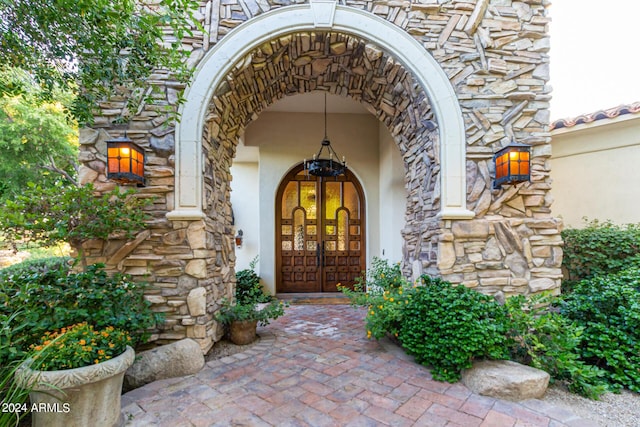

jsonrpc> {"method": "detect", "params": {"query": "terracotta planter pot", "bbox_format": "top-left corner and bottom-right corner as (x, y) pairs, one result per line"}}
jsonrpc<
(229, 320), (258, 345)
(16, 346), (135, 427)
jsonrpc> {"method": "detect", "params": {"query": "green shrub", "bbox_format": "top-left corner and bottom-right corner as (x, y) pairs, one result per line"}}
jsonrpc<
(0, 255), (71, 276)
(561, 220), (640, 291)
(0, 263), (161, 365)
(338, 258), (411, 339)
(0, 182), (151, 269)
(0, 310), (41, 427)
(560, 268), (640, 392)
(398, 276), (510, 383)
(506, 295), (609, 399)
(235, 257), (271, 305)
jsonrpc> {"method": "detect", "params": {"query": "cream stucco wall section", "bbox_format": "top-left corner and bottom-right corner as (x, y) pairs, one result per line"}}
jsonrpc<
(229, 162), (260, 271)
(550, 114), (640, 228)
(167, 2), (474, 221)
(379, 122), (407, 262)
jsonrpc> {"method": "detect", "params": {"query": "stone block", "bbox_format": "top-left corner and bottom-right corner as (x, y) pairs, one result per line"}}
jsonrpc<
(79, 127), (100, 145)
(124, 339), (204, 391)
(479, 277), (509, 287)
(451, 220), (490, 239)
(438, 242), (456, 270)
(187, 287), (207, 316)
(462, 360), (549, 401)
(528, 278), (556, 292)
(186, 259), (207, 279)
(187, 221), (207, 250)
(187, 324), (207, 339)
(78, 166), (99, 185)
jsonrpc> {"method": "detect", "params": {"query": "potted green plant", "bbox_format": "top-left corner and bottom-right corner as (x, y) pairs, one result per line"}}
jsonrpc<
(215, 257), (287, 344)
(215, 299), (286, 345)
(16, 322), (135, 427)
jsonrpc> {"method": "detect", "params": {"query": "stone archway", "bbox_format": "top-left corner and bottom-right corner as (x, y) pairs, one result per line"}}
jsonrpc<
(78, 0), (563, 351)
(168, 2), (474, 222)
(196, 27), (464, 287)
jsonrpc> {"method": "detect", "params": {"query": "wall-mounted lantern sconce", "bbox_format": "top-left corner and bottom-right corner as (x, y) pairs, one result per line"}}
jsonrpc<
(107, 134), (145, 186)
(235, 229), (243, 248)
(493, 142), (530, 189)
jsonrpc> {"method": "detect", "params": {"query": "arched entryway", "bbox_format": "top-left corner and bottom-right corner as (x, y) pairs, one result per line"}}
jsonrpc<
(168, 3), (473, 222)
(275, 164), (366, 293)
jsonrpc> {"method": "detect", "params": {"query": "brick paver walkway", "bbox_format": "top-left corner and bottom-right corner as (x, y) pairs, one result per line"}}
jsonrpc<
(121, 305), (597, 426)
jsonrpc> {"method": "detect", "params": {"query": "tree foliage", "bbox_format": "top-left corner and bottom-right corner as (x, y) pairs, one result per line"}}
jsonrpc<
(0, 68), (78, 199)
(0, 0), (199, 125)
(0, 182), (151, 267)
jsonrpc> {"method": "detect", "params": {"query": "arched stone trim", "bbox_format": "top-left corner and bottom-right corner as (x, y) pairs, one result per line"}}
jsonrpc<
(167, 3), (475, 221)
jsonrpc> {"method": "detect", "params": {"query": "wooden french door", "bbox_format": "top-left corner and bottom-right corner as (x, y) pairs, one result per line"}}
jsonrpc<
(276, 165), (366, 293)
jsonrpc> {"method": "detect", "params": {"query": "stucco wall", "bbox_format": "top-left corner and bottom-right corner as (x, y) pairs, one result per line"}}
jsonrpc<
(229, 162), (260, 271)
(378, 121), (407, 263)
(550, 115), (640, 227)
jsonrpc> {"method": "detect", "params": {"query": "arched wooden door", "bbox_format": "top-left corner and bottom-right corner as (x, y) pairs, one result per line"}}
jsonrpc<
(276, 165), (366, 293)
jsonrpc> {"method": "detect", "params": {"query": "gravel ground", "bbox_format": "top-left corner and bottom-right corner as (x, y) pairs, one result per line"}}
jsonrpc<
(206, 338), (639, 427)
(542, 384), (639, 427)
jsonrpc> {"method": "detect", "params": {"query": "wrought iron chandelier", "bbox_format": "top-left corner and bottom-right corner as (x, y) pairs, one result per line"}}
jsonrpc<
(304, 93), (347, 177)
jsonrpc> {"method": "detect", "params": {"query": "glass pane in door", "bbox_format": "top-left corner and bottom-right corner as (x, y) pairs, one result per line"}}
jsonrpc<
(337, 210), (348, 251)
(343, 182), (359, 219)
(293, 209), (305, 251)
(324, 182), (341, 219)
(300, 182), (317, 219)
(282, 181), (298, 219)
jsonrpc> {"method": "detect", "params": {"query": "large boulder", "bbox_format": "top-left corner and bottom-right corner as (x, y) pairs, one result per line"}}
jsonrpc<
(124, 339), (204, 391)
(461, 360), (550, 401)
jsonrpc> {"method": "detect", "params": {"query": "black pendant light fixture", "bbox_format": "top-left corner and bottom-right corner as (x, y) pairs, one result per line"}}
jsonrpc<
(304, 93), (347, 177)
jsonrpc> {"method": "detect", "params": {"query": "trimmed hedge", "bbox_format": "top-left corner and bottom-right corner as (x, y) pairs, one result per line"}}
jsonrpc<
(561, 220), (640, 291)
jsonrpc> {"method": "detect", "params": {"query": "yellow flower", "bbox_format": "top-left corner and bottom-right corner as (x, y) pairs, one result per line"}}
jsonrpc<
(366, 330), (372, 338)
(369, 310), (375, 315)
(389, 298), (394, 302)
(79, 339), (86, 346)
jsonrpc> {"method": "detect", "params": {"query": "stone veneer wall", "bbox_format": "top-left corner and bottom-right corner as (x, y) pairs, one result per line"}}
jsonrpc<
(78, 0), (560, 351)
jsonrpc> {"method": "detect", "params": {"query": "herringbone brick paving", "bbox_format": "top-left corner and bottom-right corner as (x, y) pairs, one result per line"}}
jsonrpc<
(122, 305), (596, 426)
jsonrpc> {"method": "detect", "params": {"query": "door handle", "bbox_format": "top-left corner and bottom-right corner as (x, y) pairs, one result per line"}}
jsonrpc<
(322, 241), (326, 267)
(316, 242), (321, 267)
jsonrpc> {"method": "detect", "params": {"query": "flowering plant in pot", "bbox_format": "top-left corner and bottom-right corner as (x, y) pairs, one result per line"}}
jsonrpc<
(16, 322), (136, 427)
(29, 322), (132, 370)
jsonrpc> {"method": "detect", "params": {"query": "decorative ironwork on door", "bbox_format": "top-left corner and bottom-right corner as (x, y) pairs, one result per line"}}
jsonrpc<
(276, 165), (365, 293)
